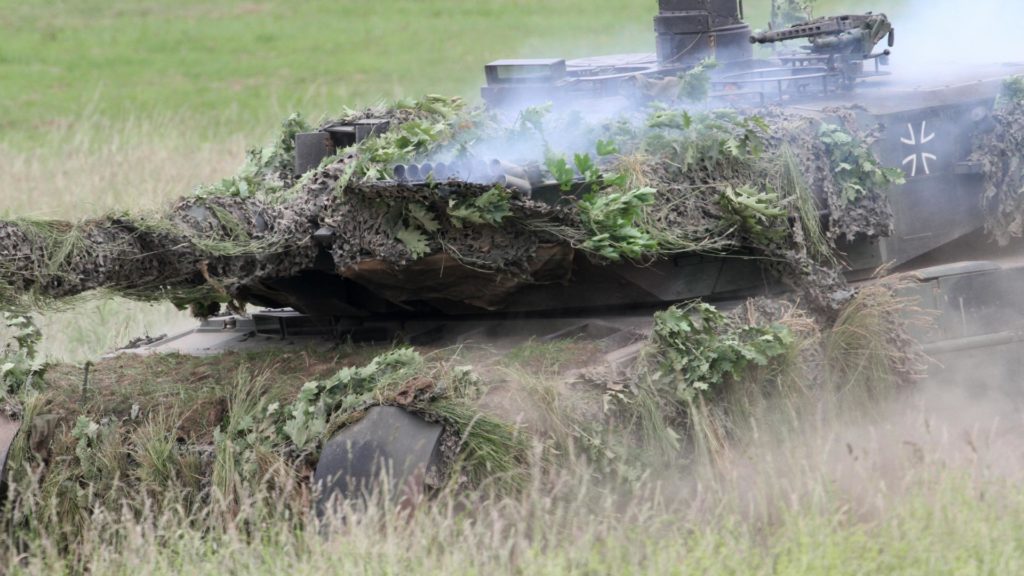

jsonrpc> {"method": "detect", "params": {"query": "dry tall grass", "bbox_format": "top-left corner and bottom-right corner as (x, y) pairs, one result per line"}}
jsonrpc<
(1, 114), (248, 217)
(5, 373), (1023, 575)
(0, 115), (252, 361)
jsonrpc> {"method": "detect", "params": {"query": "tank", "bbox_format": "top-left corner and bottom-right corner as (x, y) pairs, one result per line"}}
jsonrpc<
(4, 0), (1024, 510)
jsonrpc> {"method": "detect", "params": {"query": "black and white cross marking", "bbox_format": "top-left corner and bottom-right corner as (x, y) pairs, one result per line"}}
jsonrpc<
(900, 121), (938, 177)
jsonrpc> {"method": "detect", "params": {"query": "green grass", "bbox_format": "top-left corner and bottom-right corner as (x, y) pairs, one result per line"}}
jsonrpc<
(0, 0), (894, 148)
(0, 0), (659, 146)
(10, 473), (1024, 574)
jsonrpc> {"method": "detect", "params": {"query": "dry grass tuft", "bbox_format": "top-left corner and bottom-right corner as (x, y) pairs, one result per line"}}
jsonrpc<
(1, 115), (247, 218)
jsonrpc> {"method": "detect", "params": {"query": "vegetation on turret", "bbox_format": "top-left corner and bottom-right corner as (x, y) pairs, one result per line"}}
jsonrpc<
(0, 89), (902, 318)
(974, 76), (1024, 246)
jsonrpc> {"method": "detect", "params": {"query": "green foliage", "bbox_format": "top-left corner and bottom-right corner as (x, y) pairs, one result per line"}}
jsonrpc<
(348, 95), (475, 184)
(772, 0), (816, 28)
(819, 123), (904, 204)
(780, 145), (835, 265)
(391, 201), (441, 259)
(9, 219), (89, 284)
(977, 77), (1024, 245)
(634, 61), (716, 103)
(719, 185), (787, 246)
(182, 202), (292, 258)
(265, 346), (528, 490)
(517, 103), (553, 137)
(407, 203), (441, 233)
(395, 226), (431, 258)
(366, 120), (446, 163)
(1, 313), (44, 395)
(448, 187), (512, 228)
(596, 139), (619, 157)
(651, 302), (793, 400)
(998, 76), (1024, 106)
(675, 60), (717, 102)
(825, 281), (922, 395)
(212, 372), (290, 504)
(283, 348), (424, 451)
(545, 154), (576, 192)
(195, 97), (478, 202)
(71, 415), (103, 481)
(577, 188), (659, 261)
(196, 113), (311, 199)
(262, 113), (312, 180)
(573, 153), (596, 181)
(544, 144), (624, 195)
(646, 109), (692, 131)
(429, 401), (530, 491)
(500, 338), (581, 375)
(643, 110), (767, 174)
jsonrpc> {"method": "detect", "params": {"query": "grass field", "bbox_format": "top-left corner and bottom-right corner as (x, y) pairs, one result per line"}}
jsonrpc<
(0, 0), (888, 149)
(15, 2), (1024, 575)
(0, 0), (660, 148)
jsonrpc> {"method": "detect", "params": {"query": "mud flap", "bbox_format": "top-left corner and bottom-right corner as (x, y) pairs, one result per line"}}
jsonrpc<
(313, 406), (443, 515)
(0, 415), (20, 501)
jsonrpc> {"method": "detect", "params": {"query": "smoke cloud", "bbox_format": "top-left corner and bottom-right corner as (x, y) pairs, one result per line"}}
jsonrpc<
(889, 0), (1024, 79)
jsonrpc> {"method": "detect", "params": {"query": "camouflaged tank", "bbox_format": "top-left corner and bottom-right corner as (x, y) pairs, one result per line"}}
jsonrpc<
(3, 0), (1024, 511)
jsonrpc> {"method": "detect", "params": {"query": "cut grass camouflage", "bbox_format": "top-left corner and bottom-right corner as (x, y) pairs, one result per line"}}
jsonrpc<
(1, 343), (532, 548)
(0, 271), (922, 548)
(974, 76), (1024, 246)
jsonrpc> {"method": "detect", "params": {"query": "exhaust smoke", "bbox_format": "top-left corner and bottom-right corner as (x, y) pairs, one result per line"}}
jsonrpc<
(890, 0), (1024, 79)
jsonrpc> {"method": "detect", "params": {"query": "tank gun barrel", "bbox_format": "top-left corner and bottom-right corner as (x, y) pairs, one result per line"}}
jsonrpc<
(750, 17), (852, 44)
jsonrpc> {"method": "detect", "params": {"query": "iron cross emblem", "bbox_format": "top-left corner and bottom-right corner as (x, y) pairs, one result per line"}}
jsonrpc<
(900, 121), (937, 177)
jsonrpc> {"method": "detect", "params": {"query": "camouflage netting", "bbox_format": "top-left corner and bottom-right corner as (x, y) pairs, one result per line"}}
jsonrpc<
(0, 185), (570, 311)
(973, 77), (1024, 246)
(0, 91), (903, 318)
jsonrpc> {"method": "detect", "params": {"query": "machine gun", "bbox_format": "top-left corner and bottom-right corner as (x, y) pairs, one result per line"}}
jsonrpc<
(744, 13), (895, 90)
(751, 13), (895, 59)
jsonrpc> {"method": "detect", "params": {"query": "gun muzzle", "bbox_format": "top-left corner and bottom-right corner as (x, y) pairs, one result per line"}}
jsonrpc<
(750, 30), (784, 44)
